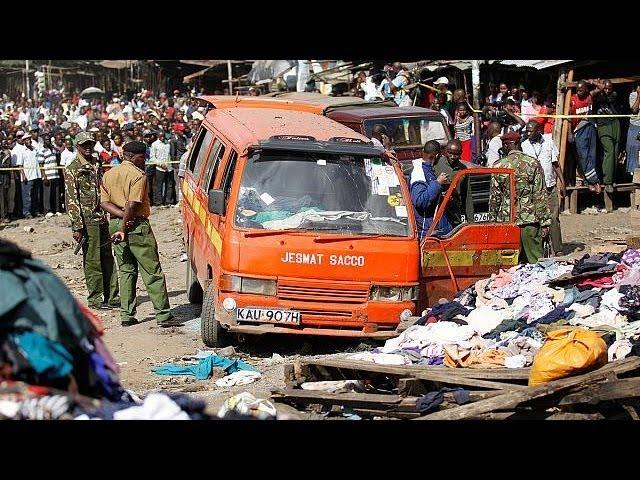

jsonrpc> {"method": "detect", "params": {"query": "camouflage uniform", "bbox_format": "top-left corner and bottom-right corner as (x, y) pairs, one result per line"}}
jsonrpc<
(489, 150), (551, 264)
(64, 138), (119, 308)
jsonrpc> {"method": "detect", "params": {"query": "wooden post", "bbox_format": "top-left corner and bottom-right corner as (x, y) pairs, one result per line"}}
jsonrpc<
(558, 69), (574, 175)
(554, 69), (567, 212)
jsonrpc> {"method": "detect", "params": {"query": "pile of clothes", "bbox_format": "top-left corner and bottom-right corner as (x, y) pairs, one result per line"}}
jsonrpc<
(0, 239), (212, 420)
(350, 249), (640, 369)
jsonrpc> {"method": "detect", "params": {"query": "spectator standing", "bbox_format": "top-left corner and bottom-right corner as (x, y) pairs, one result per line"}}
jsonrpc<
(591, 79), (621, 186)
(151, 131), (175, 206)
(61, 139), (76, 167)
(143, 129), (156, 204)
(16, 135), (40, 219)
(570, 80), (600, 192)
(434, 139), (473, 227)
(10, 132), (25, 218)
(521, 120), (566, 256)
(38, 137), (62, 215)
(453, 102), (474, 161)
(0, 141), (11, 222)
(388, 62), (412, 107)
(627, 85), (640, 174)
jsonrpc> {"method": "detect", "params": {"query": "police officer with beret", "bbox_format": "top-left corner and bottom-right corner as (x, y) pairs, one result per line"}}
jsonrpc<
(100, 140), (180, 327)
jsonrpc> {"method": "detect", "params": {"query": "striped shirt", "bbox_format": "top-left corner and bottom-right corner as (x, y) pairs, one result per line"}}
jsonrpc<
(37, 147), (59, 179)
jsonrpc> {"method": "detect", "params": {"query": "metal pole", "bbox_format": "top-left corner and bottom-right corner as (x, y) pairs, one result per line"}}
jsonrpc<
(25, 60), (30, 99)
(227, 60), (233, 95)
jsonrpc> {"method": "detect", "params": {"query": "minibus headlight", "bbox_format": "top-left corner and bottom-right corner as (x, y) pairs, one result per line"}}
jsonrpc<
(370, 286), (417, 301)
(240, 278), (277, 296)
(220, 275), (277, 296)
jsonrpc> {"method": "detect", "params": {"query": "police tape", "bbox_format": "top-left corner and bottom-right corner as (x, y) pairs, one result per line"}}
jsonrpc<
(0, 161), (182, 172)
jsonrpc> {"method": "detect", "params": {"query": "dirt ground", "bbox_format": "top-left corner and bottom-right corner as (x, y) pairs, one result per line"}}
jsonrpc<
(0, 203), (636, 415)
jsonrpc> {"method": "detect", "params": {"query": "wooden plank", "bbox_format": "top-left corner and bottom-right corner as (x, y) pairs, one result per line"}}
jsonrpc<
(570, 188), (578, 214)
(397, 378), (428, 397)
(271, 388), (403, 410)
(622, 404), (640, 420)
(546, 412), (605, 420)
(558, 378), (640, 405)
(298, 358), (527, 391)
(565, 76), (640, 88)
(301, 358), (531, 381)
(414, 357), (640, 420)
(604, 190), (614, 213)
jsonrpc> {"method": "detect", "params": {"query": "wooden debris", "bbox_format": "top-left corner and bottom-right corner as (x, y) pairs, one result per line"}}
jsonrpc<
(271, 356), (640, 420)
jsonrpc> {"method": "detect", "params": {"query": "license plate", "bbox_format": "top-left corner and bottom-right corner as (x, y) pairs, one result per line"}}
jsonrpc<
(237, 308), (301, 325)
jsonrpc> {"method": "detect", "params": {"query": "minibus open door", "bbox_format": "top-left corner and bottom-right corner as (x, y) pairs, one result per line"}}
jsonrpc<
(419, 167), (520, 310)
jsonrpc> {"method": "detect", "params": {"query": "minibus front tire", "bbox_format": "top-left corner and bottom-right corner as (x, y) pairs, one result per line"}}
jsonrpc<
(201, 283), (231, 347)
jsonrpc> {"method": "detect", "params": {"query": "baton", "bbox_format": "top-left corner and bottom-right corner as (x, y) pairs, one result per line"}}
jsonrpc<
(73, 236), (88, 255)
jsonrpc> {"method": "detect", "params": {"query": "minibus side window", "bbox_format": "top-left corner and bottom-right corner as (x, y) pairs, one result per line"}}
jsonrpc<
(220, 150), (238, 213)
(204, 140), (226, 191)
(190, 129), (213, 177)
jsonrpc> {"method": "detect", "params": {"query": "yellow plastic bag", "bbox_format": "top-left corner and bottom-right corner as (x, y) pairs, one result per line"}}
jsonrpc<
(528, 328), (608, 386)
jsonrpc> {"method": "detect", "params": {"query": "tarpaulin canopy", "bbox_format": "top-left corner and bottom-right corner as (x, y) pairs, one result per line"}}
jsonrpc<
(248, 60), (296, 84)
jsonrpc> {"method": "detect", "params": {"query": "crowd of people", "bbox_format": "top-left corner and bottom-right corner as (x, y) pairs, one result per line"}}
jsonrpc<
(0, 88), (209, 328)
(0, 89), (207, 223)
(354, 62), (640, 189)
(354, 62), (640, 265)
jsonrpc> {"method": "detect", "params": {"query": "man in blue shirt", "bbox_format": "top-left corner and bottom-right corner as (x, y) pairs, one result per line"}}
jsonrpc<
(409, 140), (451, 241)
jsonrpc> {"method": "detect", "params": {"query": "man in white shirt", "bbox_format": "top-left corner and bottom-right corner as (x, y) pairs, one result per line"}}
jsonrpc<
(150, 130), (175, 205)
(18, 107), (31, 126)
(61, 139), (77, 168)
(76, 107), (89, 130)
(16, 135), (41, 218)
(521, 120), (566, 256)
(485, 122), (503, 167)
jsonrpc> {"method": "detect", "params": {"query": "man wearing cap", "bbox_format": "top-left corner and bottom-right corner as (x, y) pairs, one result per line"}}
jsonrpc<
(64, 131), (120, 311)
(489, 131), (551, 264)
(100, 141), (179, 327)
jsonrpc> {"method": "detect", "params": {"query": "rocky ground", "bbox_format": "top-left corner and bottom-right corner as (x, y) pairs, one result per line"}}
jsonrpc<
(0, 202), (636, 416)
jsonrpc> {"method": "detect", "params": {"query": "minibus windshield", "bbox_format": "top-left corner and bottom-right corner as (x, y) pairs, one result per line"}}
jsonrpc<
(235, 151), (411, 237)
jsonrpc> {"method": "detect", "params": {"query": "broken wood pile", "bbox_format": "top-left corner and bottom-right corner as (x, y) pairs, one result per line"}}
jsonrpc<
(271, 356), (640, 420)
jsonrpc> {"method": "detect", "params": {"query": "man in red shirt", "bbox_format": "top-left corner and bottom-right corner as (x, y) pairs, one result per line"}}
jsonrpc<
(570, 80), (601, 193)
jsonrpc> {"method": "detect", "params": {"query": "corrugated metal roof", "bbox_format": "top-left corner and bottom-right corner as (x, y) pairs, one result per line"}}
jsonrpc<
(496, 60), (573, 70)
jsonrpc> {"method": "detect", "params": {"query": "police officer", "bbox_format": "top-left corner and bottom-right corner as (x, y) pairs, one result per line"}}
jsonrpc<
(64, 131), (119, 310)
(489, 131), (551, 264)
(100, 140), (180, 327)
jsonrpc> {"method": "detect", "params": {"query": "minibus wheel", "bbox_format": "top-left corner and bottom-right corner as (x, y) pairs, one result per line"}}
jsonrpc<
(201, 282), (230, 347)
(186, 247), (203, 304)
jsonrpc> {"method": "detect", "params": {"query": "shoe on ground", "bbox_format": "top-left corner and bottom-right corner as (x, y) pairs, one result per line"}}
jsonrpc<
(24, 213), (32, 219)
(89, 302), (113, 311)
(121, 318), (139, 327)
(157, 317), (184, 328)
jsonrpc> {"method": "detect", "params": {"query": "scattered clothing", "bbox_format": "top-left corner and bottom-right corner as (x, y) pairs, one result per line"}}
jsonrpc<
(152, 355), (259, 380)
